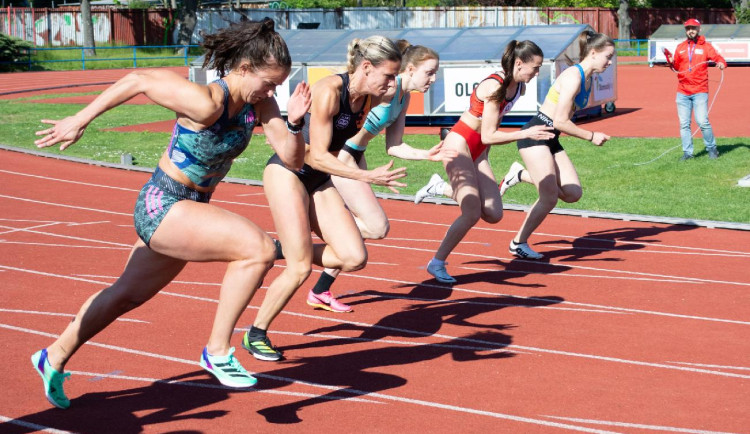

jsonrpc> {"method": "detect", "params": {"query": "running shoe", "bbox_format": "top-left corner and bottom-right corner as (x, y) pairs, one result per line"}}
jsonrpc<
(708, 148), (719, 159)
(242, 332), (283, 362)
(307, 289), (353, 313)
(509, 240), (544, 260)
(199, 347), (257, 388)
(414, 173), (445, 204)
(426, 261), (457, 284)
(31, 348), (71, 409)
(499, 161), (525, 196)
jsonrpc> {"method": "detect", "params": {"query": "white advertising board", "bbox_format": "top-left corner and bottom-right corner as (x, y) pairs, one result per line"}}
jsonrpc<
(443, 66), (539, 114)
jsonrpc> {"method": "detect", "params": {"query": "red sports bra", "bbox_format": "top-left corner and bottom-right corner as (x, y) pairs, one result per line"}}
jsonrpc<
(468, 73), (522, 119)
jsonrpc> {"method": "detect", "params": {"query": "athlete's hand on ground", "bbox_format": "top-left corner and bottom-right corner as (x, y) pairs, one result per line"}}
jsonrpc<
(367, 160), (407, 193)
(34, 117), (87, 150)
(286, 82), (311, 125)
(426, 141), (458, 162)
(524, 125), (555, 141)
(591, 131), (610, 146)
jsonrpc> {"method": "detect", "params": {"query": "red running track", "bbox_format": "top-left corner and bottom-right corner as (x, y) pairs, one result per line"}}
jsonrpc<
(1, 148), (749, 433)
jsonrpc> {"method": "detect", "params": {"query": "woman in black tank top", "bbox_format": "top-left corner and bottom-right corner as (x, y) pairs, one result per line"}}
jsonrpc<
(246, 36), (405, 356)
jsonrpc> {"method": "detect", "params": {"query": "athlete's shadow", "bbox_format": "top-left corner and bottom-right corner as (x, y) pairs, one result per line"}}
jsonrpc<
(534, 223), (697, 262)
(258, 294), (563, 424)
(6, 371), (246, 433)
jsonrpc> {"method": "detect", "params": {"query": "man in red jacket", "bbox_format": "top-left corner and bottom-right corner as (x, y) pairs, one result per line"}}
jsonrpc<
(673, 18), (726, 161)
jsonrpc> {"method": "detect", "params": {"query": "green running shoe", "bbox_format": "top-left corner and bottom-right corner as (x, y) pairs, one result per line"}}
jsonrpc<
(242, 332), (283, 361)
(199, 347), (257, 388)
(31, 349), (71, 409)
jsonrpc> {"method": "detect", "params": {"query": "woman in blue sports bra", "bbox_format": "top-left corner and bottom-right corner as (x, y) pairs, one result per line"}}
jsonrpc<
(304, 41), (457, 312)
(241, 36), (405, 360)
(30, 19), (311, 406)
(501, 30), (614, 260)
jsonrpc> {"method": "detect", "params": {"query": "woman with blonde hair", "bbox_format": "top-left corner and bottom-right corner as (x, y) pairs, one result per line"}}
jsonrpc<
(242, 35), (406, 361)
(306, 40), (457, 312)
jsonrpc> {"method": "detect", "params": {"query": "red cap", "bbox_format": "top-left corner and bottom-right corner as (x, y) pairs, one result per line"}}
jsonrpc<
(684, 18), (701, 27)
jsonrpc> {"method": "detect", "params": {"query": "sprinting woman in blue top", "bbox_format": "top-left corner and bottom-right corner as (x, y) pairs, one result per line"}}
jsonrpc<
(500, 30), (614, 260)
(30, 18), (311, 408)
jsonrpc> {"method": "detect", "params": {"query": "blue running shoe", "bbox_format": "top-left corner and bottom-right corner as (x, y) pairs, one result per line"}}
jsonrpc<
(427, 260), (457, 284)
(200, 347), (257, 388)
(31, 348), (71, 409)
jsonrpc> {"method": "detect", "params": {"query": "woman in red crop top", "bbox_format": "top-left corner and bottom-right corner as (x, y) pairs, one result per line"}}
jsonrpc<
(415, 40), (555, 284)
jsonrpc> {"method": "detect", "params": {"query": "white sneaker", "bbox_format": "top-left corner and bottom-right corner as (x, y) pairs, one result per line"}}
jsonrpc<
(499, 161), (525, 196)
(509, 240), (543, 260)
(426, 260), (457, 283)
(414, 173), (445, 204)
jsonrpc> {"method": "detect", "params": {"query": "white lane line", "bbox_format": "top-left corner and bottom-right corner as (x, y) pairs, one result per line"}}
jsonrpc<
(368, 242), (750, 287)
(0, 194), (131, 216)
(66, 370), (379, 403)
(667, 361), (750, 371)
(2, 323), (618, 433)
(0, 416), (73, 434)
(457, 265), (702, 285)
(6, 263), (749, 329)
(388, 218), (750, 256)
(0, 171), (265, 208)
(0, 222), (62, 236)
(543, 415), (740, 434)
(0, 241), (131, 250)
(0, 226), (132, 247)
(0, 308), (148, 324)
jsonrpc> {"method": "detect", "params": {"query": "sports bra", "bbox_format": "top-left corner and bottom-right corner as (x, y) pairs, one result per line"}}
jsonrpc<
(301, 73), (371, 153)
(467, 73), (523, 120)
(167, 79), (256, 188)
(363, 75), (405, 135)
(546, 64), (591, 109)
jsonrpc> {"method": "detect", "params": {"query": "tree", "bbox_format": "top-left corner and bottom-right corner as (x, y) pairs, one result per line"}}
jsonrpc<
(177, 0), (199, 52)
(80, 0), (96, 56)
(617, 0), (632, 42)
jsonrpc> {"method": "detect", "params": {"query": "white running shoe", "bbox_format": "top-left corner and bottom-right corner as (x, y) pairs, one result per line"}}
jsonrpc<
(499, 161), (525, 196)
(509, 240), (544, 260)
(414, 173), (445, 204)
(426, 260), (457, 283)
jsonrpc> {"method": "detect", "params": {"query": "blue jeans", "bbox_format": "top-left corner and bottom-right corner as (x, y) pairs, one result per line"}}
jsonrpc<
(676, 92), (717, 155)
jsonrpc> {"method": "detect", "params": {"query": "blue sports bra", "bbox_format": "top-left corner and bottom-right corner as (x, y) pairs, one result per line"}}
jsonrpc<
(546, 64), (591, 109)
(167, 79), (257, 188)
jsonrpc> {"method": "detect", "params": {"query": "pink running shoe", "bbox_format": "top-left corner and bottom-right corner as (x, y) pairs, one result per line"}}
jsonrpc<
(307, 290), (353, 313)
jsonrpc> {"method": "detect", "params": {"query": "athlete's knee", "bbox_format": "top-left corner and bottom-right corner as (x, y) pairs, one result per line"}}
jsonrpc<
(283, 260), (313, 286)
(482, 208), (503, 224)
(560, 185), (582, 203)
(361, 218), (389, 240)
(340, 248), (367, 272)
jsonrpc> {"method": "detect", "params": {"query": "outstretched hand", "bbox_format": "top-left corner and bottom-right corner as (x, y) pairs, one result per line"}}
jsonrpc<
(368, 160), (407, 194)
(426, 141), (458, 162)
(286, 82), (311, 125)
(34, 117), (87, 150)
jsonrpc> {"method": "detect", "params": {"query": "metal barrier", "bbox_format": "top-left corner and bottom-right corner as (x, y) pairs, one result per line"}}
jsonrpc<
(8, 45), (201, 71)
(614, 39), (648, 56)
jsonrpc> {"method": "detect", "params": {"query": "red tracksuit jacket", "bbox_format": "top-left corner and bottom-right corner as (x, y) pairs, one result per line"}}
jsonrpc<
(673, 35), (726, 95)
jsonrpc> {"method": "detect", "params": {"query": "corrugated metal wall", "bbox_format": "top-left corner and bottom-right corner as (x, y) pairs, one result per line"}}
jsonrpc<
(0, 6), (736, 47)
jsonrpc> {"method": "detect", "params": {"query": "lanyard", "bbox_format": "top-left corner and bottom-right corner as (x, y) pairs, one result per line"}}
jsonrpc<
(687, 41), (696, 72)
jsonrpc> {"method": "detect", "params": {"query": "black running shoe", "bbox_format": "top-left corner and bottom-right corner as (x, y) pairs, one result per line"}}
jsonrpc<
(242, 332), (283, 361)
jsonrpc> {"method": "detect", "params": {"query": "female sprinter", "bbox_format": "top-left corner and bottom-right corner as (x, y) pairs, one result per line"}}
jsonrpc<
(305, 40), (457, 313)
(30, 18), (311, 409)
(241, 36), (406, 361)
(413, 40), (554, 283)
(499, 30), (613, 259)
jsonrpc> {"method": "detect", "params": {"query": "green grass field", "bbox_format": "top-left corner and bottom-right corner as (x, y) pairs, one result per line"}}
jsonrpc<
(1, 95), (748, 224)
